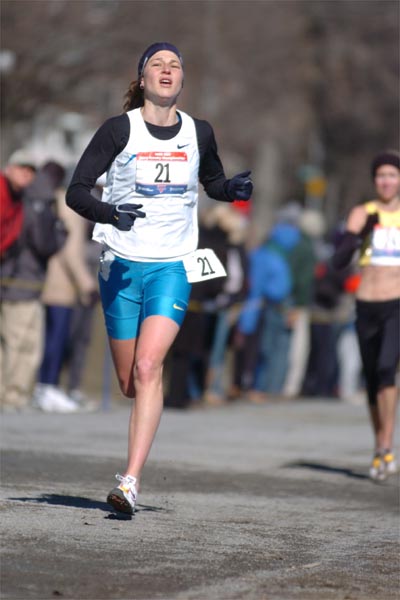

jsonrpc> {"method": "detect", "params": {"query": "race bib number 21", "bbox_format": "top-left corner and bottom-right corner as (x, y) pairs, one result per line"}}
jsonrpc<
(183, 249), (227, 283)
(135, 151), (189, 196)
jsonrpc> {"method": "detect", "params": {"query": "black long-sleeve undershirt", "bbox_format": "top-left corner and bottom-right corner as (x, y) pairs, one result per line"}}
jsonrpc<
(66, 112), (232, 223)
(331, 231), (361, 270)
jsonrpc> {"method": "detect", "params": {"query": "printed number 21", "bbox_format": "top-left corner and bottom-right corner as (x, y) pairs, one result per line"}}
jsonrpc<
(155, 162), (171, 183)
(197, 256), (216, 276)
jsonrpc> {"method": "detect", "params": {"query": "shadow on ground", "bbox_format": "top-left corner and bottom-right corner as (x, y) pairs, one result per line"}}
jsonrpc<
(285, 460), (369, 480)
(7, 494), (168, 516)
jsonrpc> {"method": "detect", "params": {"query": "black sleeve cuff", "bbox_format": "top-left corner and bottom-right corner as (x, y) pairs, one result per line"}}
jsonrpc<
(331, 231), (361, 270)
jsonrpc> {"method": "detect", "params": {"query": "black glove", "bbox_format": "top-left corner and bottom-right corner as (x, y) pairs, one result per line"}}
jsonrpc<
(111, 203), (146, 231)
(226, 170), (253, 201)
(359, 212), (379, 240)
(331, 213), (380, 270)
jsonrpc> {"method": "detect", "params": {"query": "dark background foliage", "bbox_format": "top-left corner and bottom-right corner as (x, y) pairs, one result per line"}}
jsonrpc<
(1, 0), (399, 226)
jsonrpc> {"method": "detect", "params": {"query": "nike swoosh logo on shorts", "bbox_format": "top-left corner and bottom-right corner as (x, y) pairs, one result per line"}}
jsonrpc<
(177, 144), (189, 149)
(173, 303), (185, 311)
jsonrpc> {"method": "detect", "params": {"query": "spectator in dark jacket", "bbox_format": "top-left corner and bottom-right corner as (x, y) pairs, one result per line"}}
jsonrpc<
(165, 213), (229, 409)
(202, 204), (249, 406)
(0, 160), (67, 410)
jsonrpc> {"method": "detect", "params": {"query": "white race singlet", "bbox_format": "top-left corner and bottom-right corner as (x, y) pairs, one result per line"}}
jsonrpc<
(93, 109), (200, 261)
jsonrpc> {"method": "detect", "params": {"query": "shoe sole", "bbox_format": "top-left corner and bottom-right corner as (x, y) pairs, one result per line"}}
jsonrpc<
(384, 464), (398, 476)
(370, 471), (387, 482)
(107, 488), (135, 515)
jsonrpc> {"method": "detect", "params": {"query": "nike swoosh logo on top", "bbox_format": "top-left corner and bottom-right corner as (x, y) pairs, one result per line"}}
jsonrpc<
(173, 303), (185, 311)
(177, 144), (189, 149)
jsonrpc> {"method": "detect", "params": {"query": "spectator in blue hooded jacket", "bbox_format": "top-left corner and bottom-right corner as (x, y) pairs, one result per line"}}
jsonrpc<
(237, 222), (301, 400)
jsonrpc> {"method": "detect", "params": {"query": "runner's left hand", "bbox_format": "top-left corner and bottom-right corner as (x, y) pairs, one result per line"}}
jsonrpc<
(111, 203), (146, 231)
(226, 170), (253, 201)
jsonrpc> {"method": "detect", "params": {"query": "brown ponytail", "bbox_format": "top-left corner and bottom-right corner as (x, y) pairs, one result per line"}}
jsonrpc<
(123, 79), (144, 112)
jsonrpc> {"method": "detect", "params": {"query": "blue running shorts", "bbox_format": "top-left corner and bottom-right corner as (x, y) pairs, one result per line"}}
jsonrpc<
(98, 253), (192, 340)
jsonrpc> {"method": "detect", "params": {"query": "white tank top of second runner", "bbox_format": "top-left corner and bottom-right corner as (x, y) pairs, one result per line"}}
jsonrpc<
(93, 108), (200, 261)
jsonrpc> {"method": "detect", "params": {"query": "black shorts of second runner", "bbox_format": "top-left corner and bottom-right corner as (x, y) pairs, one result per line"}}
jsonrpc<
(98, 255), (192, 340)
(355, 298), (400, 405)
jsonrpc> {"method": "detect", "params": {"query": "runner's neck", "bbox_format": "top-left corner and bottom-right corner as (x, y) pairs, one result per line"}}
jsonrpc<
(140, 104), (179, 127)
(374, 196), (400, 213)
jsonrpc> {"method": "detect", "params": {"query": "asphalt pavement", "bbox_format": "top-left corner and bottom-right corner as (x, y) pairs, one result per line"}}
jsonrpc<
(1, 398), (399, 600)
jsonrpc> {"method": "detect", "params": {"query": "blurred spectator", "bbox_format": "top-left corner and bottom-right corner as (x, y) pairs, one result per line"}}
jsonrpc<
(0, 158), (67, 410)
(165, 209), (228, 409)
(237, 222), (300, 400)
(336, 312), (363, 404)
(328, 226), (363, 403)
(62, 183), (103, 404)
(0, 153), (36, 257)
(302, 234), (350, 398)
(282, 208), (323, 398)
(33, 186), (98, 412)
(63, 220), (101, 404)
(202, 205), (249, 406)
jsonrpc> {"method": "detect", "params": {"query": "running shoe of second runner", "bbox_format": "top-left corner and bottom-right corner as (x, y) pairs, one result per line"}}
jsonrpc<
(107, 473), (137, 514)
(369, 453), (387, 482)
(382, 450), (398, 478)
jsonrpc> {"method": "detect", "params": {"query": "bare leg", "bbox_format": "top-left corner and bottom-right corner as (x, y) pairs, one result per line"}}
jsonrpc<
(368, 386), (399, 451)
(377, 386), (399, 450)
(109, 316), (180, 489)
(367, 403), (381, 451)
(126, 316), (179, 480)
(109, 337), (137, 399)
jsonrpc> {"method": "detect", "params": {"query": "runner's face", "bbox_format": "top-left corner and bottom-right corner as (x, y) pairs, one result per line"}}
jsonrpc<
(374, 165), (400, 202)
(141, 51), (183, 104)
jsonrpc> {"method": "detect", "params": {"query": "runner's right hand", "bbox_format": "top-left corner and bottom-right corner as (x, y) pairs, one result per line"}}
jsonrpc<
(111, 203), (146, 231)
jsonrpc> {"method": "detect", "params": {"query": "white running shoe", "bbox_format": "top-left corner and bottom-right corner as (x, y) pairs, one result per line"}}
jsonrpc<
(107, 474), (138, 515)
(34, 384), (80, 413)
(369, 454), (386, 482)
(383, 451), (398, 477)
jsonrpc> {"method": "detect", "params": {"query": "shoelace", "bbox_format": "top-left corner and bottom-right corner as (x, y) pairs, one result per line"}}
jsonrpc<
(116, 473), (137, 495)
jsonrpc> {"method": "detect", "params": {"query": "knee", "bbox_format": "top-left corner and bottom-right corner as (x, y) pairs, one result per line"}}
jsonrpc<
(134, 356), (161, 386)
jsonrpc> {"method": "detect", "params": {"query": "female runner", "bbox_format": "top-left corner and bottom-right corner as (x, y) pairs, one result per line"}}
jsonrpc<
(66, 42), (252, 513)
(333, 151), (400, 481)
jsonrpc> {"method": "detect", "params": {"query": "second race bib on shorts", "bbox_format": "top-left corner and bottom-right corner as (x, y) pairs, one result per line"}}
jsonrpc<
(135, 151), (190, 196)
(183, 249), (227, 283)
